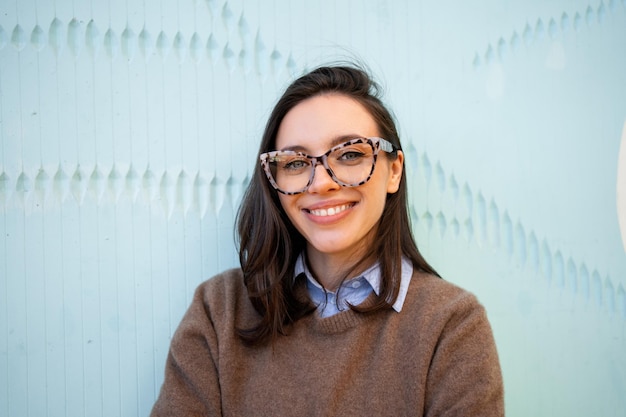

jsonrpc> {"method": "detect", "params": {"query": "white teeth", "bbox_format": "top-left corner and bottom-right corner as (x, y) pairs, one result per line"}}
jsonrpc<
(309, 204), (351, 217)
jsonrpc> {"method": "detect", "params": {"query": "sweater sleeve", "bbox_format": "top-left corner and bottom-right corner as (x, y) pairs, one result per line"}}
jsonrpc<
(150, 284), (222, 417)
(424, 292), (505, 417)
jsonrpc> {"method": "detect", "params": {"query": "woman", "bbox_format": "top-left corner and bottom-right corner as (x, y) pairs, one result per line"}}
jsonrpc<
(151, 64), (504, 416)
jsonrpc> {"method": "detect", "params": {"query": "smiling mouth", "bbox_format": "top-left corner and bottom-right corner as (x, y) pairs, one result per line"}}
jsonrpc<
(306, 203), (354, 217)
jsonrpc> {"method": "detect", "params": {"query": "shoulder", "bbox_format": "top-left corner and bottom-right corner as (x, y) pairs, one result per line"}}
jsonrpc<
(195, 267), (246, 301)
(187, 268), (259, 331)
(409, 271), (480, 306)
(170, 270), (244, 336)
(402, 271), (489, 331)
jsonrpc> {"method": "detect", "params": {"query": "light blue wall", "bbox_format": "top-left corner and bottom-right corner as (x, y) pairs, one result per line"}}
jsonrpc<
(1, 1), (625, 416)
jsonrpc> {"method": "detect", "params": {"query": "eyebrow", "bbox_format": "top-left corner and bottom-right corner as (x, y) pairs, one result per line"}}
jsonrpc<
(280, 134), (366, 153)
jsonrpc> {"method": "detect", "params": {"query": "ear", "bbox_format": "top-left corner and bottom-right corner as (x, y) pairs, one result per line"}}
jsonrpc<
(386, 150), (404, 194)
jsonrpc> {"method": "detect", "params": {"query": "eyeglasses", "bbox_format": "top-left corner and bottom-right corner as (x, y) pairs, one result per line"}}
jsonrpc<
(259, 137), (396, 195)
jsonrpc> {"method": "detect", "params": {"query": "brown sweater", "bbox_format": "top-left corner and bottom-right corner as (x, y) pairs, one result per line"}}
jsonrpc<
(151, 268), (504, 416)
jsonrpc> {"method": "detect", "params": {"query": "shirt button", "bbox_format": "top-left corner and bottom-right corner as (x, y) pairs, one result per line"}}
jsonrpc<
(350, 280), (362, 289)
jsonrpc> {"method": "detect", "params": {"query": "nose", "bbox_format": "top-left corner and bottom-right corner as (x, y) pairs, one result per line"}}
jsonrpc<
(307, 162), (340, 193)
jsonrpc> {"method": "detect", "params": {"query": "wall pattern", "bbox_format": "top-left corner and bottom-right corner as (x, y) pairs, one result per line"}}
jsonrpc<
(1, 0), (625, 416)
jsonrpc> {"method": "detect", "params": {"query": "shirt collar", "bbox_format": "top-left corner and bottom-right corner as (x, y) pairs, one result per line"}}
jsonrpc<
(294, 253), (413, 313)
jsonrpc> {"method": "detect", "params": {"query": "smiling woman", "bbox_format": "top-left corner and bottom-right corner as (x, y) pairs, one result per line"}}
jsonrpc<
(150, 64), (505, 416)
(273, 95), (403, 287)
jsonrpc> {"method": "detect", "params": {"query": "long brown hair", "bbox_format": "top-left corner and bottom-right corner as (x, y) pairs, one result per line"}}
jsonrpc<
(236, 64), (438, 345)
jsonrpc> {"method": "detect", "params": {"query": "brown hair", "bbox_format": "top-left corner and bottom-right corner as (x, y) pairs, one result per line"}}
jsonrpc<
(236, 64), (438, 345)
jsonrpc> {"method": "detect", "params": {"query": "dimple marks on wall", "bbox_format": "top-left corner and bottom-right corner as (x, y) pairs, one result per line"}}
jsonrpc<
(2, 164), (251, 220)
(410, 148), (623, 319)
(473, 1), (626, 69)
(0, 16), (297, 81)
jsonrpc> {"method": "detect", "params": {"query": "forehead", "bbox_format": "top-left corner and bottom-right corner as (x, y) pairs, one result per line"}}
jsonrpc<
(275, 94), (380, 151)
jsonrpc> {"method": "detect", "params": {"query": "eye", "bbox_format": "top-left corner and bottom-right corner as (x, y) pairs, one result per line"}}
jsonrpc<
(332, 146), (371, 166)
(283, 159), (309, 170)
(274, 154), (311, 175)
(338, 150), (365, 161)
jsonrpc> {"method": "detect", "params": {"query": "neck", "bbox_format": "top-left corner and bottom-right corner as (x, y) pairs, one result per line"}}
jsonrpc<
(305, 247), (374, 291)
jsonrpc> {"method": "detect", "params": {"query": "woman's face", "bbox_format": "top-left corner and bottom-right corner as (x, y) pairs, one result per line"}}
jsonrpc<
(274, 93), (403, 263)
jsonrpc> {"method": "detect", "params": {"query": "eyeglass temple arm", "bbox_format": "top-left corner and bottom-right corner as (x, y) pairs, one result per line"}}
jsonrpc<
(378, 138), (395, 153)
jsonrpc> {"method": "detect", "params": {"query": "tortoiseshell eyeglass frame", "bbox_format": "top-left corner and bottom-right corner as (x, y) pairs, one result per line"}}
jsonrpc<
(259, 137), (396, 195)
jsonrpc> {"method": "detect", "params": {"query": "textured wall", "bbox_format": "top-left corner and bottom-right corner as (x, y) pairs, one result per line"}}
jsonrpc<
(1, 1), (625, 416)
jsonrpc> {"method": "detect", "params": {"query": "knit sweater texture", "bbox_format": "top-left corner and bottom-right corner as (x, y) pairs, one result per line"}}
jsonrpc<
(151, 268), (504, 416)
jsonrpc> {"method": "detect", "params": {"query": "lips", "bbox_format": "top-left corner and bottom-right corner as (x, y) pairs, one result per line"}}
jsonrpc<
(306, 203), (354, 217)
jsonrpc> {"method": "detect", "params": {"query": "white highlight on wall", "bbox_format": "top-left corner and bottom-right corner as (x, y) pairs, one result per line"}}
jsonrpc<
(618, 121), (626, 253)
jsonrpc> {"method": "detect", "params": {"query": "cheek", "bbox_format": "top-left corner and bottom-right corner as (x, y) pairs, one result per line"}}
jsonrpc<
(363, 181), (391, 217)
(278, 194), (298, 221)
(276, 196), (303, 237)
(373, 163), (396, 195)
